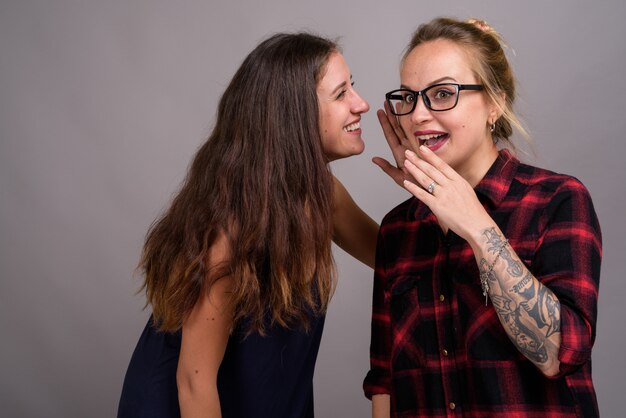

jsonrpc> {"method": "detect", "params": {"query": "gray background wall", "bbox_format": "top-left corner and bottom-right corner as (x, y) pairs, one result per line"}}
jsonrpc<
(1, 0), (624, 416)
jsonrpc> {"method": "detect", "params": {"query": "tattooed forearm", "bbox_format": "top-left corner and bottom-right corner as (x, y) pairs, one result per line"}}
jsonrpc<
(510, 271), (532, 293)
(484, 228), (505, 251)
(510, 273), (561, 338)
(510, 312), (549, 363)
(491, 291), (548, 363)
(501, 246), (524, 277)
(478, 227), (561, 374)
(483, 228), (523, 277)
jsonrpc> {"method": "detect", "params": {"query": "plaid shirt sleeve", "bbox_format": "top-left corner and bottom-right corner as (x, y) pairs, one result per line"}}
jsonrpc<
(534, 177), (602, 378)
(363, 227), (392, 398)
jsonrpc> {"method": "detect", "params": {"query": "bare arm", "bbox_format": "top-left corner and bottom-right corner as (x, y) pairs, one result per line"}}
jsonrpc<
(332, 176), (379, 269)
(372, 394), (391, 418)
(177, 232), (233, 418)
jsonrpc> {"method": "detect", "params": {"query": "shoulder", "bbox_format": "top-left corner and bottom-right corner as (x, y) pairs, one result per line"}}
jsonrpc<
(513, 162), (599, 231)
(512, 161), (593, 202)
(208, 229), (231, 267)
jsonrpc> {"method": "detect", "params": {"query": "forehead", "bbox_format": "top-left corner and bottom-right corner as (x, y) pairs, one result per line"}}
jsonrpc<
(317, 52), (350, 94)
(401, 39), (478, 88)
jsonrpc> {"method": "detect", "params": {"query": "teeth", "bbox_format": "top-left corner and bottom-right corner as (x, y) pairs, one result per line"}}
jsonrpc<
(417, 133), (446, 146)
(343, 122), (360, 132)
(416, 133), (444, 141)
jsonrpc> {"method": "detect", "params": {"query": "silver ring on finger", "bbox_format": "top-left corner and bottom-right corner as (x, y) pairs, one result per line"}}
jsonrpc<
(427, 181), (437, 194)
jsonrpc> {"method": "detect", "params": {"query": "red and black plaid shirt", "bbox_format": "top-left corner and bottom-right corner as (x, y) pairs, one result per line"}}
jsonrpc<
(364, 150), (601, 417)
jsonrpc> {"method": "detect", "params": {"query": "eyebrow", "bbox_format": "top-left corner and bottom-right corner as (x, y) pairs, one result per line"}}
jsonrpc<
(401, 76), (457, 90)
(330, 75), (353, 96)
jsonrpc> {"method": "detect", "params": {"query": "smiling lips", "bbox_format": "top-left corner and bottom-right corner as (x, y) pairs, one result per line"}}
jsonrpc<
(343, 121), (361, 133)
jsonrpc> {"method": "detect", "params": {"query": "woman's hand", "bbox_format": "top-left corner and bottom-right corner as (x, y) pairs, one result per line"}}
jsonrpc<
(401, 146), (493, 242)
(372, 102), (412, 188)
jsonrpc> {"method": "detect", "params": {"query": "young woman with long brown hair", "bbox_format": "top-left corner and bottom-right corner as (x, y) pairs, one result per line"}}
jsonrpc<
(117, 32), (382, 418)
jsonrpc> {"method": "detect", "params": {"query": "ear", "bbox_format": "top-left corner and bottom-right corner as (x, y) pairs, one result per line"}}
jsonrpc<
(488, 91), (506, 124)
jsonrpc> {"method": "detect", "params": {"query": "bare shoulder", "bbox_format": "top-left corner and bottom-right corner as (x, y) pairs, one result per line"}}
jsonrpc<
(207, 229), (231, 268)
(187, 229), (234, 324)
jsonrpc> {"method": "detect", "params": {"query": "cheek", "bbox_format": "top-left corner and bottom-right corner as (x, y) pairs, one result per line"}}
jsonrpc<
(318, 120), (329, 145)
(319, 109), (336, 134)
(452, 114), (474, 132)
(318, 119), (334, 152)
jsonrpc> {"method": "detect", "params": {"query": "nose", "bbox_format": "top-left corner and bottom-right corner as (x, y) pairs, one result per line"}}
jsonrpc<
(351, 90), (370, 114)
(409, 93), (432, 124)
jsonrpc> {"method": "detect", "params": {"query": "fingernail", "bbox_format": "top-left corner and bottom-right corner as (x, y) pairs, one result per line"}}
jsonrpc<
(419, 145), (429, 152)
(405, 149), (416, 158)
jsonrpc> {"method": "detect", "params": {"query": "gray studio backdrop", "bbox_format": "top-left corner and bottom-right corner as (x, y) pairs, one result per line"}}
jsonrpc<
(1, 1), (625, 417)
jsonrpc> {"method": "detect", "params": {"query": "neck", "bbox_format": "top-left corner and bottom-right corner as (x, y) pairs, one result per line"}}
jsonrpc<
(458, 144), (499, 188)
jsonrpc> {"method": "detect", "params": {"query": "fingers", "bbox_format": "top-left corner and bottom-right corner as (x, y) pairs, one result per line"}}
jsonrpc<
(377, 102), (408, 168)
(402, 176), (434, 203)
(404, 149), (448, 186)
(383, 101), (405, 141)
(403, 158), (438, 193)
(416, 145), (458, 180)
(376, 107), (400, 147)
(372, 157), (406, 188)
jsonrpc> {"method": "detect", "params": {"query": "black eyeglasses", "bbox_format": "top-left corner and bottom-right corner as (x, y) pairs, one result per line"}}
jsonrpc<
(385, 83), (484, 115)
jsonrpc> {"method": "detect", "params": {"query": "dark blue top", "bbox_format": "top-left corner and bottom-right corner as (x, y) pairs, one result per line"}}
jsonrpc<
(117, 313), (325, 418)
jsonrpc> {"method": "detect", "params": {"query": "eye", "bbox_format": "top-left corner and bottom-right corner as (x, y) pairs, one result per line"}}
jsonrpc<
(433, 88), (455, 99)
(403, 93), (415, 104)
(336, 89), (347, 99)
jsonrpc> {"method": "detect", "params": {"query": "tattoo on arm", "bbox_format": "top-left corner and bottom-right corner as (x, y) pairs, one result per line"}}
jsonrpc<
(481, 229), (561, 365)
(510, 274), (561, 339)
(491, 277), (549, 363)
(510, 272), (532, 293)
(484, 228), (523, 277)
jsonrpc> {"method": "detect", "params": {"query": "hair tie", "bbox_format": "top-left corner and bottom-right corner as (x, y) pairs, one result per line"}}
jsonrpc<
(466, 18), (513, 55)
(467, 18), (495, 34)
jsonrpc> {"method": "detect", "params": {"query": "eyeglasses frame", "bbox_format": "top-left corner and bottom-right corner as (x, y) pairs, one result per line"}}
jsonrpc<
(385, 83), (484, 115)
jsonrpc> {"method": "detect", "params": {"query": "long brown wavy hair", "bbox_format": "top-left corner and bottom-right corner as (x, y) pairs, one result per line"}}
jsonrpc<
(140, 33), (338, 335)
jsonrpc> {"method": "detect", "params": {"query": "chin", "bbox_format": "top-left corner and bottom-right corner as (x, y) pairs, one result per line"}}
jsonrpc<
(327, 149), (363, 162)
(343, 145), (365, 159)
(325, 141), (365, 161)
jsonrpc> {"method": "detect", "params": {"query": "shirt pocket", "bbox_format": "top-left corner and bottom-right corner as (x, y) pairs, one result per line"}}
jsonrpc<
(389, 275), (425, 370)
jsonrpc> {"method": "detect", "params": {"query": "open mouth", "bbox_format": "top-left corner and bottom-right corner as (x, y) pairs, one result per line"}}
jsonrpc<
(417, 133), (448, 147)
(343, 122), (360, 133)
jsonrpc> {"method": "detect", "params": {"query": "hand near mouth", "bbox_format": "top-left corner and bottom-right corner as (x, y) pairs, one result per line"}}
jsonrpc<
(372, 101), (413, 189)
(402, 145), (494, 241)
